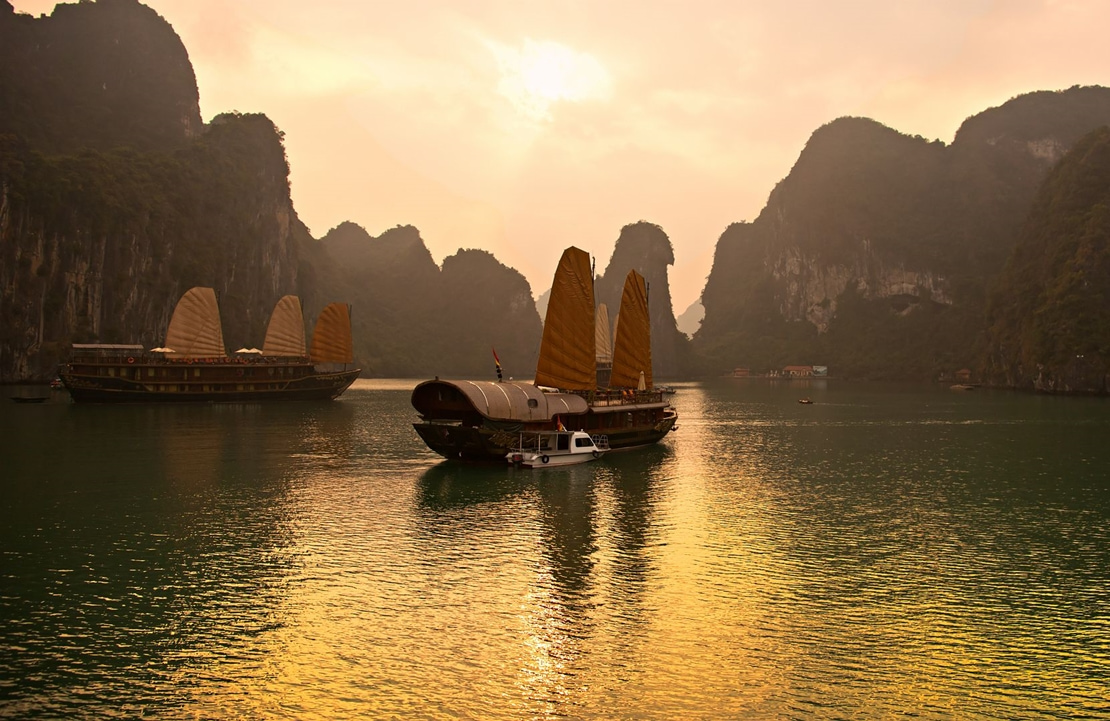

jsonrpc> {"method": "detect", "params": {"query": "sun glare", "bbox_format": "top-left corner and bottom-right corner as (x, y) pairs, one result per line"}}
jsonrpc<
(491, 38), (611, 120)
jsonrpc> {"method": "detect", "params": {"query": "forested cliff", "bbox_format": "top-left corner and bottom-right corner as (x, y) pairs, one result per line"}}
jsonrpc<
(0, 0), (304, 380)
(695, 86), (1110, 385)
(313, 222), (542, 378)
(983, 127), (1110, 393)
(3, 0), (1107, 391)
(0, 0), (547, 382)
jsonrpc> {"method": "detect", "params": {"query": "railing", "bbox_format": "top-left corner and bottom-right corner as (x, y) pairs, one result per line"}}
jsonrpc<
(572, 388), (665, 406)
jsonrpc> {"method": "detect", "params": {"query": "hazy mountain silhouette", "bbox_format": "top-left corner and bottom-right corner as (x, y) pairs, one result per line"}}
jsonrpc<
(695, 86), (1110, 386)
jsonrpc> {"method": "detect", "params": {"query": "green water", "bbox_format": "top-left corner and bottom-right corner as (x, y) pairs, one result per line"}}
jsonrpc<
(1, 379), (1108, 719)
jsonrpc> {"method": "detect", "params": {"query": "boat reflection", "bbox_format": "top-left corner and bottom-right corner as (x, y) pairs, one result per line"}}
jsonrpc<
(413, 447), (672, 715)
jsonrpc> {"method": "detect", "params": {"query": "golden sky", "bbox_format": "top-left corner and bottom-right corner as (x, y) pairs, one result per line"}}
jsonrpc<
(14, 1), (1110, 314)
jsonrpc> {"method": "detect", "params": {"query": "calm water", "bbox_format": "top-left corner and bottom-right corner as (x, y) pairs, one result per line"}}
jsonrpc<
(1, 379), (1108, 719)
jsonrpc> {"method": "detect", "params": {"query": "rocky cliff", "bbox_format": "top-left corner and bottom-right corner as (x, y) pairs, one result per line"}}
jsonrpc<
(317, 222), (542, 378)
(594, 222), (689, 379)
(983, 126), (1110, 393)
(695, 86), (1110, 380)
(0, 0), (550, 381)
(0, 0), (201, 153)
(0, 112), (303, 380)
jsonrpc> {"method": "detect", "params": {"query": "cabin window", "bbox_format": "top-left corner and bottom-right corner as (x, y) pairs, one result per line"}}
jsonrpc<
(575, 437), (592, 448)
(194, 368), (200, 378)
(557, 435), (569, 451)
(147, 368), (154, 377)
(108, 367), (115, 377)
(527, 399), (538, 408)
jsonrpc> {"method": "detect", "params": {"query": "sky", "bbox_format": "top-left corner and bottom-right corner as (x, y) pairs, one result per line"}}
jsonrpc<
(14, 1), (1110, 314)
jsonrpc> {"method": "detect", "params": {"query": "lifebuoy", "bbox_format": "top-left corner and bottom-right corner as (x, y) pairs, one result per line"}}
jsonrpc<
(127, 357), (134, 364)
(540, 455), (550, 464)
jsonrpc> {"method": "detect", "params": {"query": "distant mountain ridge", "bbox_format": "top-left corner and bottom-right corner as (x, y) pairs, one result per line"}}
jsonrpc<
(316, 222), (542, 378)
(695, 86), (1110, 384)
(1, 0), (1106, 390)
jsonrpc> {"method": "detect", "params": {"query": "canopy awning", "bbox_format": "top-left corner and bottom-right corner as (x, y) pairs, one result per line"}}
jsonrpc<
(411, 379), (587, 422)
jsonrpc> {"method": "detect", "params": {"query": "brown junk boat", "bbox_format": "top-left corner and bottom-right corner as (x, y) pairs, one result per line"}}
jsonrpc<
(412, 246), (677, 461)
(60, 288), (360, 403)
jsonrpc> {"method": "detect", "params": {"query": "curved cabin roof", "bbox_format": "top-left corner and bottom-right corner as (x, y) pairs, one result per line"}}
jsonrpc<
(412, 379), (587, 422)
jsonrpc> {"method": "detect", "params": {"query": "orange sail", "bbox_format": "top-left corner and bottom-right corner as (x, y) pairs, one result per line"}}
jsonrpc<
(164, 287), (227, 358)
(595, 302), (613, 366)
(262, 295), (307, 357)
(534, 247), (596, 390)
(310, 303), (354, 364)
(608, 270), (652, 390)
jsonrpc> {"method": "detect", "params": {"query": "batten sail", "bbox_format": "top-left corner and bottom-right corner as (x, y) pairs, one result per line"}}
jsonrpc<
(263, 295), (307, 357)
(595, 302), (613, 365)
(164, 287), (227, 358)
(534, 247), (596, 390)
(609, 270), (652, 390)
(310, 303), (354, 364)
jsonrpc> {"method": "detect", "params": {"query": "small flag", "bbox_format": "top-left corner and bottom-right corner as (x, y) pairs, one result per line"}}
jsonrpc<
(556, 415), (565, 431)
(492, 347), (503, 381)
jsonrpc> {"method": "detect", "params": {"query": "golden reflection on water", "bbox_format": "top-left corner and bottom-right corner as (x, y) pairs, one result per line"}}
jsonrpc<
(2, 379), (1109, 718)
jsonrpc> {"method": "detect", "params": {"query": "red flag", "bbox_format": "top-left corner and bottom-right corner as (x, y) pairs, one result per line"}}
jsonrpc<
(492, 347), (501, 368)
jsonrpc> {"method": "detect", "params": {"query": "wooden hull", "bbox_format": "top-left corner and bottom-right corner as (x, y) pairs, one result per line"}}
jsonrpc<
(413, 407), (677, 462)
(60, 358), (360, 403)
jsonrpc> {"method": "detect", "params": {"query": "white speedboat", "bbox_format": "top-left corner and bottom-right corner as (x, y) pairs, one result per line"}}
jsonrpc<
(506, 430), (609, 468)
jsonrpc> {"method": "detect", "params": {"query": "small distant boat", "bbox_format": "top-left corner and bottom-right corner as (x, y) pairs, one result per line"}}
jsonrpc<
(506, 430), (609, 468)
(49, 378), (63, 389)
(657, 385), (677, 394)
(11, 396), (49, 404)
(798, 398), (813, 404)
(949, 384), (975, 391)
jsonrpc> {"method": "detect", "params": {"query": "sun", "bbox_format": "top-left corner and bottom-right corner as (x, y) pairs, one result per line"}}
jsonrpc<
(491, 38), (611, 120)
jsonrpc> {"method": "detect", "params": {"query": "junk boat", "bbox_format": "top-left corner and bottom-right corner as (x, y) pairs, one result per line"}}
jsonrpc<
(506, 429), (609, 468)
(59, 288), (360, 403)
(412, 246), (677, 461)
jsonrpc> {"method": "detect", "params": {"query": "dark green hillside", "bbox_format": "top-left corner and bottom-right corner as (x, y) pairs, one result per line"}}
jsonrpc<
(984, 126), (1110, 393)
(0, 0), (201, 153)
(695, 87), (1110, 381)
(316, 224), (542, 378)
(436, 249), (542, 379)
(0, 111), (302, 379)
